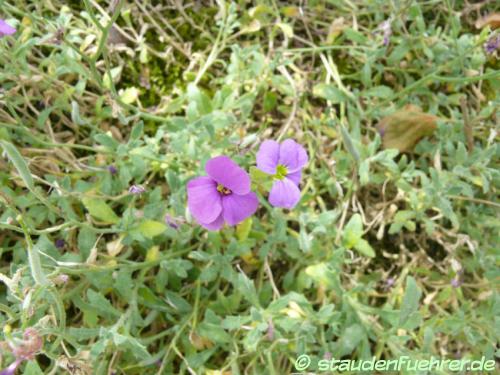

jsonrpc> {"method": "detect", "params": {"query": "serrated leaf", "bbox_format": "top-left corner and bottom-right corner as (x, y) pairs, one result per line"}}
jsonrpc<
(377, 104), (438, 152)
(399, 276), (422, 326)
(81, 197), (120, 224)
(112, 332), (151, 360)
(87, 289), (121, 318)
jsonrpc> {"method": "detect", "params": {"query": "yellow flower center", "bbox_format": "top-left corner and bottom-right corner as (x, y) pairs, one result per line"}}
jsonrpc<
(217, 184), (232, 195)
(274, 164), (288, 180)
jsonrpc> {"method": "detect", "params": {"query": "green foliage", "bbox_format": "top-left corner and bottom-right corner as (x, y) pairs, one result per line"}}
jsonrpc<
(0, 0), (499, 374)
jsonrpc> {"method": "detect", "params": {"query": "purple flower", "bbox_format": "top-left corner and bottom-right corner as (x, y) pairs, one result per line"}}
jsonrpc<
(128, 185), (145, 194)
(0, 19), (16, 37)
(108, 165), (118, 175)
(484, 35), (500, 54)
(187, 155), (259, 231)
(165, 214), (180, 230)
(0, 359), (21, 375)
(54, 239), (65, 249)
(451, 277), (462, 288)
(256, 139), (308, 209)
(375, 20), (392, 46)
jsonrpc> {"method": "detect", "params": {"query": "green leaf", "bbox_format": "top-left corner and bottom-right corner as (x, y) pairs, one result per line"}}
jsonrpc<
(250, 166), (271, 183)
(233, 272), (260, 307)
(340, 126), (360, 163)
(0, 140), (35, 192)
(363, 85), (394, 98)
(344, 28), (367, 43)
(129, 122), (144, 141)
(399, 276), (422, 326)
(136, 220), (167, 238)
(313, 83), (345, 103)
(236, 218), (253, 242)
(87, 289), (121, 318)
(337, 324), (365, 356)
(81, 197), (120, 224)
(187, 83), (212, 116)
(353, 239), (375, 257)
(112, 332), (151, 360)
(24, 361), (44, 375)
(343, 214), (363, 248)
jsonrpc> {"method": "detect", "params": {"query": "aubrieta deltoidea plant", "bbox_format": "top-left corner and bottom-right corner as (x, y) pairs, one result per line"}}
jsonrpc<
(187, 139), (308, 230)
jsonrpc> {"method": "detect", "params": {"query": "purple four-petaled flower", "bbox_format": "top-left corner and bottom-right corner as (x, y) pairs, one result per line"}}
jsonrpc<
(256, 139), (308, 209)
(187, 155), (259, 230)
(0, 19), (16, 38)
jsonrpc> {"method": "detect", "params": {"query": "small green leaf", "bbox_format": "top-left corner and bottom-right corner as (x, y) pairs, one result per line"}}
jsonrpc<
(0, 140), (35, 192)
(87, 289), (121, 318)
(353, 239), (375, 257)
(343, 214), (374, 257)
(363, 85), (394, 99)
(250, 166), (270, 183)
(187, 83), (212, 116)
(113, 332), (151, 360)
(399, 276), (422, 326)
(313, 83), (345, 103)
(137, 220), (167, 238)
(343, 214), (363, 248)
(340, 126), (360, 163)
(344, 28), (367, 43)
(236, 218), (253, 242)
(81, 197), (120, 224)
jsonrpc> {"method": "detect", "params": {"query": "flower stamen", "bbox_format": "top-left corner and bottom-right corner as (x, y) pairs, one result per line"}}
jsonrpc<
(216, 184), (232, 195)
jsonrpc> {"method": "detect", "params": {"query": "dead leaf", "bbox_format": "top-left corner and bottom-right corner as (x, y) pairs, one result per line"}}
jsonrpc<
(475, 13), (500, 29)
(327, 17), (346, 43)
(377, 104), (439, 152)
(190, 331), (214, 350)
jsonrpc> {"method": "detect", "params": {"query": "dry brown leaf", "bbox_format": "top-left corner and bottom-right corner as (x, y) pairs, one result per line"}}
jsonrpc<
(475, 13), (500, 29)
(377, 104), (439, 152)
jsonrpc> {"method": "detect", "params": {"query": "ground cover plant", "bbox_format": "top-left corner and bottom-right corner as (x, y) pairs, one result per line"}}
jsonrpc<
(0, 0), (499, 374)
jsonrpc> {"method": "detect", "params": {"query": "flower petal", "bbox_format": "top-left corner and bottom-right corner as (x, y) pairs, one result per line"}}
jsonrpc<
(256, 140), (280, 174)
(205, 155), (250, 195)
(278, 139), (308, 172)
(0, 20), (16, 36)
(222, 192), (259, 226)
(187, 176), (222, 224)
(269, 178), (301, 209)
(287, 170), (302, 186)
(200, 213), (224, 231)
